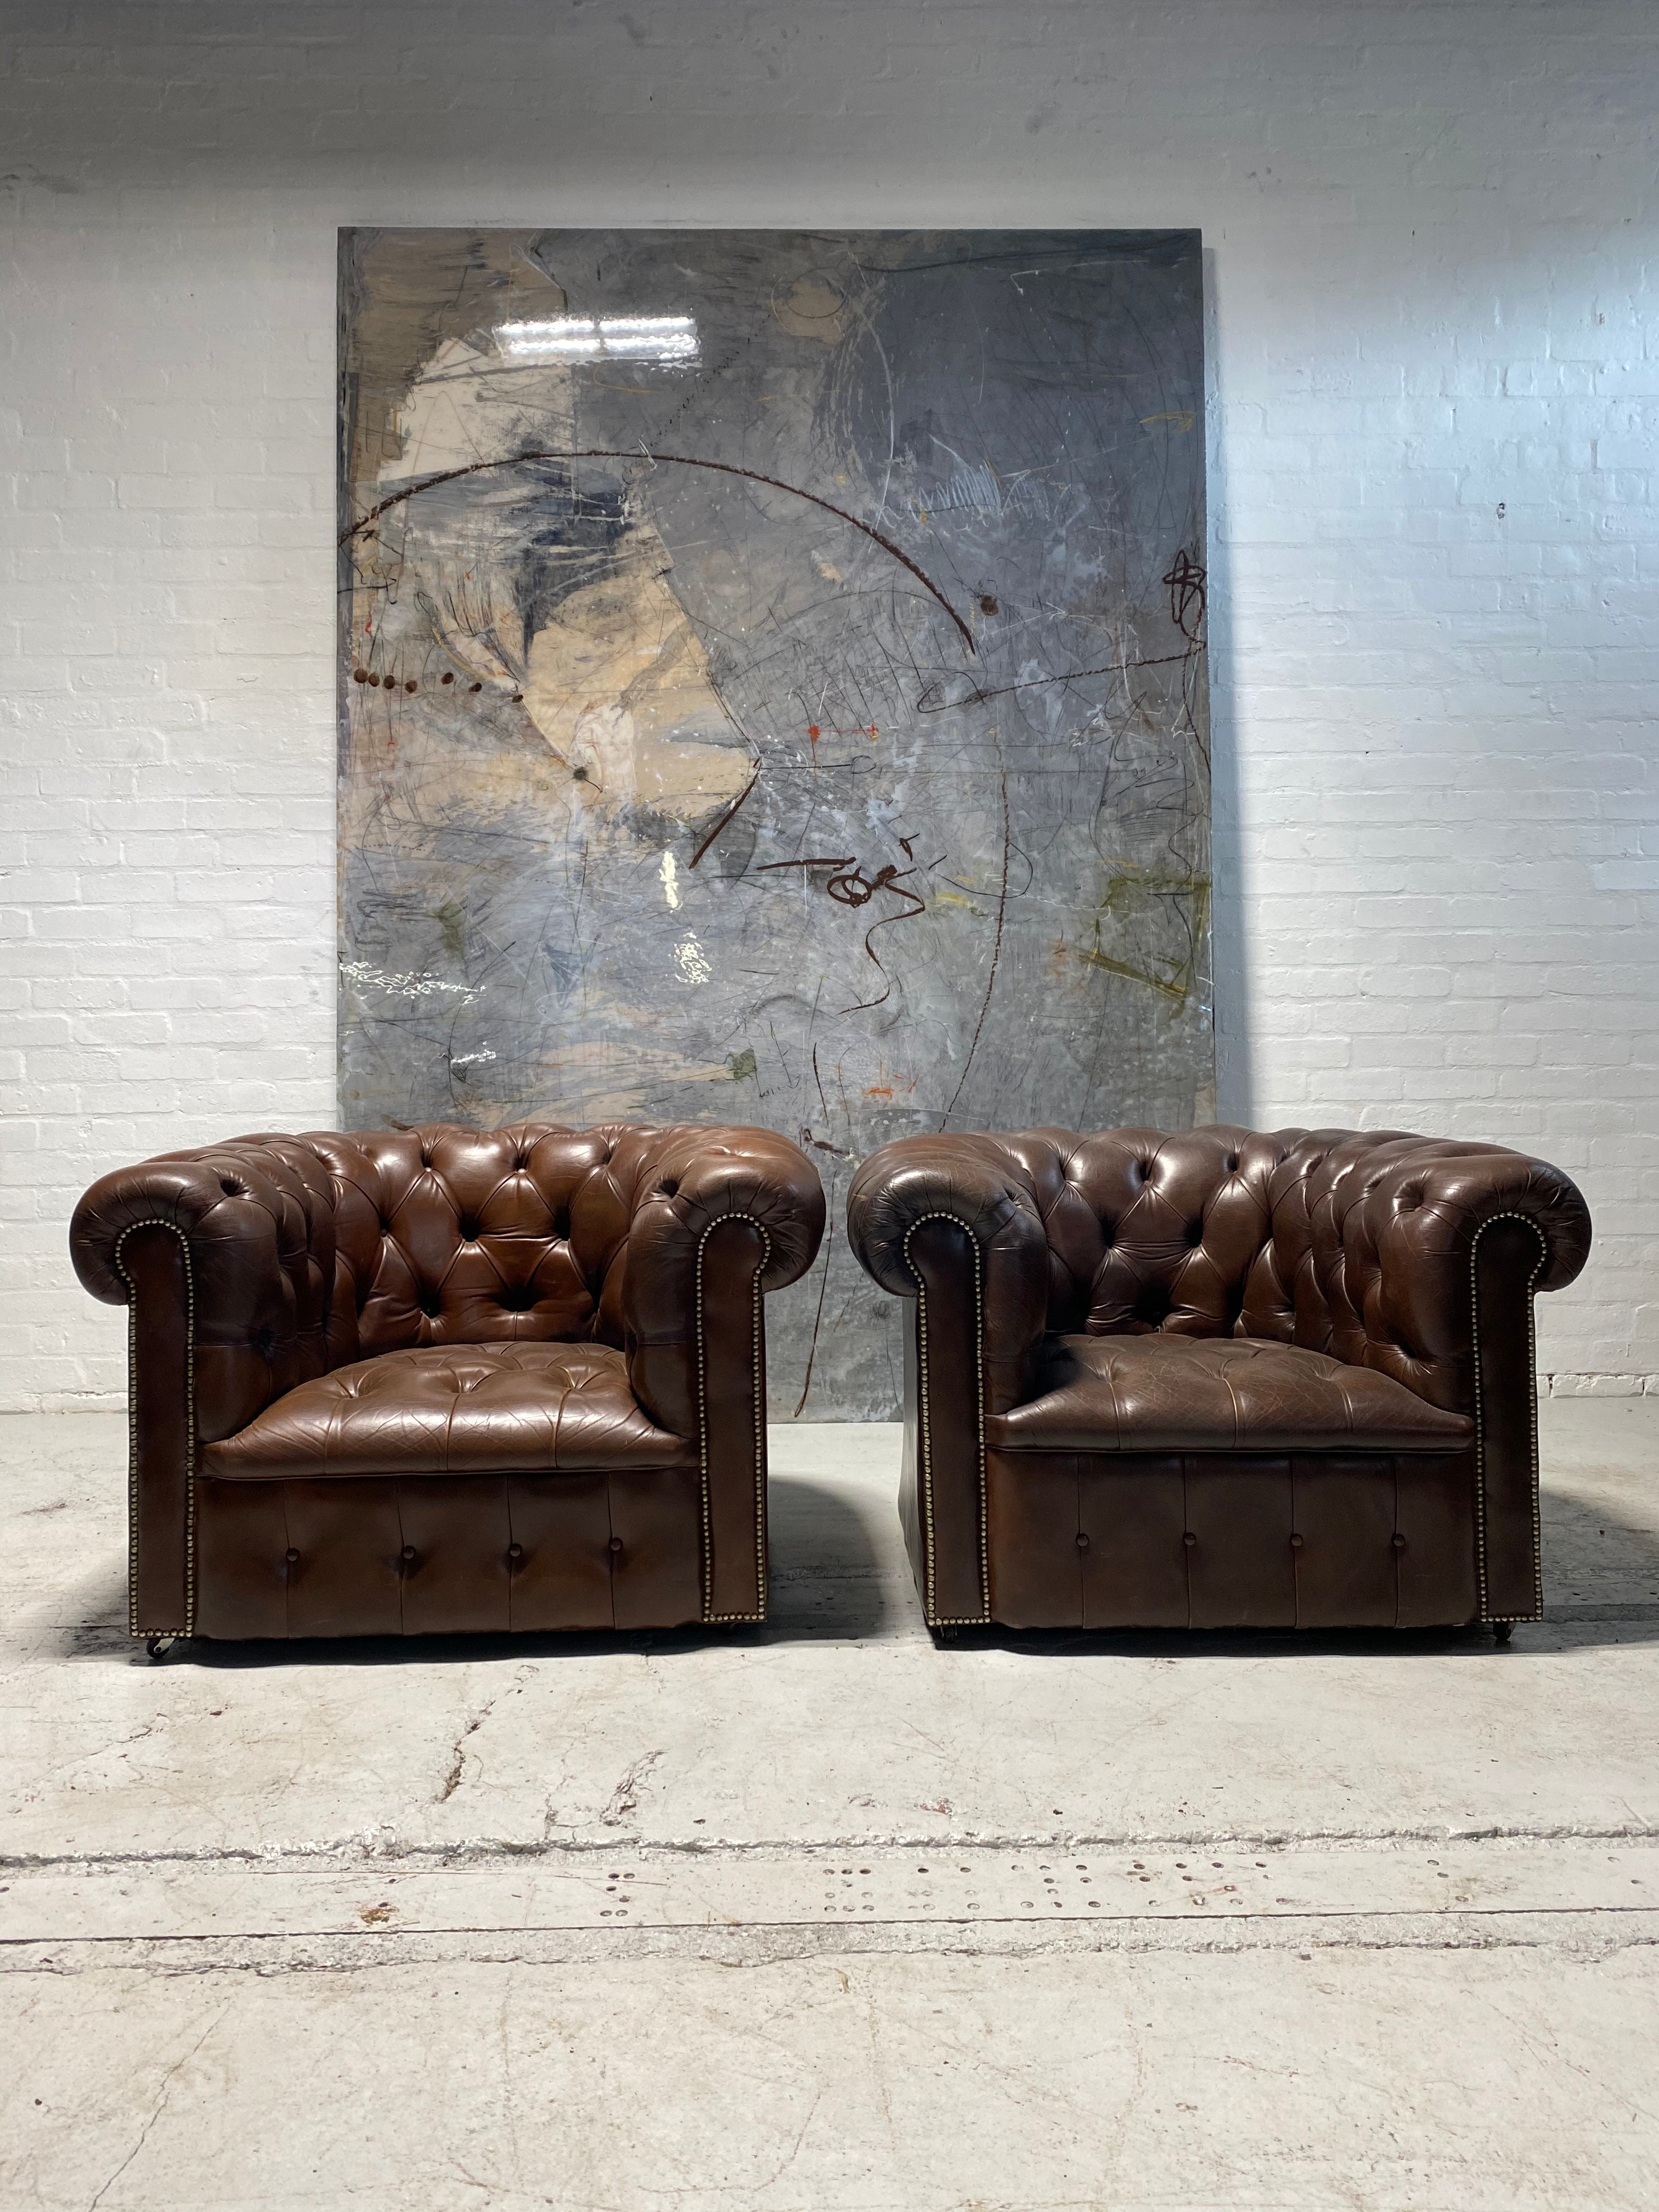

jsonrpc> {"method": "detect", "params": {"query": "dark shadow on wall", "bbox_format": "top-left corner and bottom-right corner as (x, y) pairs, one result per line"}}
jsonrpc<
(1201, 244), (1255, 1127)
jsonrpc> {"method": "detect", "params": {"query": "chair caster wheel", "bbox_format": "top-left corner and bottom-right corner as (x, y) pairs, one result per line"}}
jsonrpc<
(1491, 1621), (1514, 1646)
(932, 1623), (960, 1645)
(145, 1634), (177, 1660)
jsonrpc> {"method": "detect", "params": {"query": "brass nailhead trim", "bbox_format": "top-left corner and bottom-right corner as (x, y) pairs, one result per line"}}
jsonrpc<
(902, 1213), (990, 1627)
(1470, 1211), (1548, 1624)
(695, 1212), (772, 1624)
(112, 1220), (197, 1640)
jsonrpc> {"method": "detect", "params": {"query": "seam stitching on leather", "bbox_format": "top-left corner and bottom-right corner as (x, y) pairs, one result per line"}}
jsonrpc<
(1470, 1212), (1548, 1624)
(112, 1220), (196, 1640)
(696, 1212), (772, 1625)
(902, 1213), (990, 1627)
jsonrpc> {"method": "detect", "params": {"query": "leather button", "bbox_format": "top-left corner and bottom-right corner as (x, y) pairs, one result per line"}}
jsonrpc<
(507, 1543), (524, 1563)
(608, 1536), (624, 1554)
(1075, 1532), (1090, 1551)
(284, 1547), (300, 1565)
(1182, 1531), (1197, 1548)
(1289, 1533), (1304, 1550)
(401, 1544), (417, 1562)
(1391, 1533), (1407, 1550)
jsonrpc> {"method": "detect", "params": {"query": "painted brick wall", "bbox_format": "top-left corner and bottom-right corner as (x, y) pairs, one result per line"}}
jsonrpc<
(3, 0), (1655, 1407)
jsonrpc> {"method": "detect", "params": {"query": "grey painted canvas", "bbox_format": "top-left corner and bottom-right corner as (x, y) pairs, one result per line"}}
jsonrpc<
(337, 228), (1212, 1418)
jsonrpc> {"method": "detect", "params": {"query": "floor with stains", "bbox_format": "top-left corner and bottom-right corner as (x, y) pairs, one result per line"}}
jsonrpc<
(4, 1401), (1658, 2210)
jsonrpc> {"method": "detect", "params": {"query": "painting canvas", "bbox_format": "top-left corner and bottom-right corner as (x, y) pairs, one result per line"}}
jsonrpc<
(337, 227), (1212, 1418)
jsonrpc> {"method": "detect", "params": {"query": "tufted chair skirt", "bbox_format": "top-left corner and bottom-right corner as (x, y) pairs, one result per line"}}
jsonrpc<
(191, 1464), (707, 1638)
(190, 1340), (708, 1634)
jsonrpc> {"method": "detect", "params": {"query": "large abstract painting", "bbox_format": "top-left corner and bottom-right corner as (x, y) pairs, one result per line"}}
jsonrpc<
(337, 228), (1212, 1417)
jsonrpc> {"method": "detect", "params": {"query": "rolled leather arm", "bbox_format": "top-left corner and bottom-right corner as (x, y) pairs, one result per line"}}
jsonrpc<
(621, 1124), (826, 1430)
(847, 1135), (1052, 1414)
(70, 1134), (341, 1443)
(625, 1126), (826, 1296)
(1357, 1138), (1590, 1298)
(620, 1125), (825, 1624)
(1273, 1135), (1593, 1411)
(622, 1126), (825, 1428)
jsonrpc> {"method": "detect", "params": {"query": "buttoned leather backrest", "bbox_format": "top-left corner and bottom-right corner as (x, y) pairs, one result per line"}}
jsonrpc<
(1010, 1121), (1466, 1355)
(306, 1124), (657, 1365)
(1239, 1126), (1573, 1410)
(848, 1121), (1588, 1429)
(72, 1119), (824, 1449)
(1008, 1125), (1297, 1338)
(1006, 1121), (1582, 1415)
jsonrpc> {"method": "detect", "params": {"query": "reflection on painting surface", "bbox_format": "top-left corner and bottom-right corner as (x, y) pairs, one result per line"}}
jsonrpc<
(338, 228), (1212, 1416)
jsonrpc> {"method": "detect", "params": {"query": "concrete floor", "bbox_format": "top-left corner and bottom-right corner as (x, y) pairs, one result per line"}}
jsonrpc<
(3, 1403), (1657, 2210)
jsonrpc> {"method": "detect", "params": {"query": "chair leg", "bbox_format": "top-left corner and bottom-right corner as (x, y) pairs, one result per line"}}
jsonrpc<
(1492, 1621), (1515, 1646)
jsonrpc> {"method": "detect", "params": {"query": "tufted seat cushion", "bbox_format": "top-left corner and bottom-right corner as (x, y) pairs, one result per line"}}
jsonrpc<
(200, 1342), (695, 1482)
(988, 1335), (1474, 1456)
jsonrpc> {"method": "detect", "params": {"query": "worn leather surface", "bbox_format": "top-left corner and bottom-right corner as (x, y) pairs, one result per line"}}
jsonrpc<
(850, 1122), (1589, 1629)
(200, 1342), (695, 1482)
(70, 1121), (823, 1637)
(984, 1449), (1480, 1630)
(990, 1335), (1474, 1456)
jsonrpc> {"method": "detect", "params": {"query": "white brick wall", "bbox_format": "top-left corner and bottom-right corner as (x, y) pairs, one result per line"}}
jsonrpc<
(3, 0), (1655, 1406)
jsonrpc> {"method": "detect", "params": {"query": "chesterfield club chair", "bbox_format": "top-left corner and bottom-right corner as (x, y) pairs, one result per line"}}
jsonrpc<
(848, 1125), (1591, 1636)
(71, 1123), (825, 1645)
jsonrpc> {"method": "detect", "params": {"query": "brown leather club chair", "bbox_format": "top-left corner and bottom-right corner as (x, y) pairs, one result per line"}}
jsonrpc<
(848, 1125), (1591, 1637)
(71, 1122), (825, 1646)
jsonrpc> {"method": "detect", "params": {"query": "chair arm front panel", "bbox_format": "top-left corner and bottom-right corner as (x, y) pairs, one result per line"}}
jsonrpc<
(847, 1136), (1052, 1415)
(848, 1137), (1053, 1624)
(622, 1127), (825, 1622)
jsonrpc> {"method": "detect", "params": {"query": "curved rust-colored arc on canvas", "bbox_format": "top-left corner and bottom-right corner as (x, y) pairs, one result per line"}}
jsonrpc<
(340, 447), (977, 656)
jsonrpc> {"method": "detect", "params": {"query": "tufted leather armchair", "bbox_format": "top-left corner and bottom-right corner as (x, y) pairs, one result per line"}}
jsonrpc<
(848, 1125), (1591, 1634)
(71, 1123), (825, 1642)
